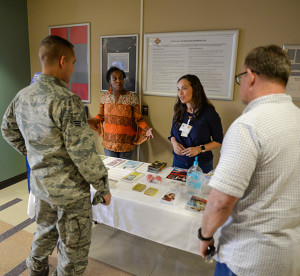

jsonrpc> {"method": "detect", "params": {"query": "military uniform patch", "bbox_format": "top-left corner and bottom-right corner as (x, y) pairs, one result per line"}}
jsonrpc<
(72, 120), (83, 126)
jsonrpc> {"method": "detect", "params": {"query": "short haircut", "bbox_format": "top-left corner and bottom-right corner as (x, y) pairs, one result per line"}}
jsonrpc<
(39, 35), (74, 65)
(106, 66), (126, 83)
(245, 45), (291, 86)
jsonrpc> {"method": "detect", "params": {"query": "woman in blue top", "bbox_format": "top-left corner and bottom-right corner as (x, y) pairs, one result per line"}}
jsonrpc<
(169, 74), (223, 173)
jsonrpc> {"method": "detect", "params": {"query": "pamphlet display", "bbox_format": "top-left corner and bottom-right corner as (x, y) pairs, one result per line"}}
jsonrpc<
(106, 158), (125, 168)
(185, 195), (207, 212)
(148, 160), (167, 173)
(122, 171), (143, 183)
(108, 179), (118, 189)
(166, 167), (188, 182)
(132, 183), (147, 192)
(96, 157), (210, 212)
(144, 187), (159, 196)
(160, 189), (179, 205)
(122, 160), (143, 170)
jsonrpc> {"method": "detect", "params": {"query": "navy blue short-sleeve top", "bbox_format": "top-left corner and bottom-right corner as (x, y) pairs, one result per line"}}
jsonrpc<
(169, 105), (223, 167)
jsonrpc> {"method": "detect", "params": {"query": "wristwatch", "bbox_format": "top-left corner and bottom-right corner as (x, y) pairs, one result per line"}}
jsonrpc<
(198, 228), (213, 241)
(200, 145), (206, 153)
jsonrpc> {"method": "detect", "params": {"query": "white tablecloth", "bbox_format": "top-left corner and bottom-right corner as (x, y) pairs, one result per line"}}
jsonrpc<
(28, 157), (214, 255)
(91, 157), (214, 255)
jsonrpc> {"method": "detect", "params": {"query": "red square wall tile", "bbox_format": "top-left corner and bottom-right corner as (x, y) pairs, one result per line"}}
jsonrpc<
(50, 27), (68, 40)
(70, 26), (88, 44)
(71, 83), (88, 101)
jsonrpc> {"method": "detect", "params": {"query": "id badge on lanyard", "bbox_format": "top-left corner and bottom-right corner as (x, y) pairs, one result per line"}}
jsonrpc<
(180, 118), (192, 137)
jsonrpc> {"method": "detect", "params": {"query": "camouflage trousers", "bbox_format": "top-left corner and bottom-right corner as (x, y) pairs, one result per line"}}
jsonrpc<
(26, 196), (92, 276)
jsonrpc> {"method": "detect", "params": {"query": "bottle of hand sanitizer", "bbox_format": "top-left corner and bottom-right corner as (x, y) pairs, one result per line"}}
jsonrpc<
(186, 156), (203, 195)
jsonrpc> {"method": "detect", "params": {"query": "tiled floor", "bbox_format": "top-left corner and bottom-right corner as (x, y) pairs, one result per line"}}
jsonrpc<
(0, 180), (216, 276)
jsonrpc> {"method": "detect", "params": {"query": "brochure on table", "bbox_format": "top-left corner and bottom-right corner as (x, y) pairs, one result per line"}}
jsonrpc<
(98, 156), (211, 213)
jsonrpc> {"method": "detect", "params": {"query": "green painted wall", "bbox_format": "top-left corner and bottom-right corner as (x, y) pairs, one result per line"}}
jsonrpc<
(0, 0), (31, 181)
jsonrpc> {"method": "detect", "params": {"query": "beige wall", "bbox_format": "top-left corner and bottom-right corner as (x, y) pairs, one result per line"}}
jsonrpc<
(27, 0), (300, 167)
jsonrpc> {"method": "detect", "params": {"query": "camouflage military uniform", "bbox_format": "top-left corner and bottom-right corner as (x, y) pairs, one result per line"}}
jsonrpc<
(1, 74), (110, 275)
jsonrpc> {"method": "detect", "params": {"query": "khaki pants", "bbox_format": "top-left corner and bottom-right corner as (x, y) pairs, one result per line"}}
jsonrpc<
(26, 196), (92, 276)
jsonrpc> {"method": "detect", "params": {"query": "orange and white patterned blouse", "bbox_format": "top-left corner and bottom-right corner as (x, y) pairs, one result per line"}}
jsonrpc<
(94, 90), (149, 152)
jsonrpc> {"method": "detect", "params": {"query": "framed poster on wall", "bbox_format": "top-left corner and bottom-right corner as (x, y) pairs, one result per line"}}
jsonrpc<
(283, 44), (300, 101)
(100, 35), (138, 93)
(49, 23), (90, 103)
(143, 30), (239, 100)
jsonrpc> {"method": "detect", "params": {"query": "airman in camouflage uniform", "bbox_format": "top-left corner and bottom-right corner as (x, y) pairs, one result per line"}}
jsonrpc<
(1, 35), (111, 275)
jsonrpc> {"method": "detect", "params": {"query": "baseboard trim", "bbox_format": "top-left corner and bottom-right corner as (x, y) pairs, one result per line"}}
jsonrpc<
(0, 172), (27, 190)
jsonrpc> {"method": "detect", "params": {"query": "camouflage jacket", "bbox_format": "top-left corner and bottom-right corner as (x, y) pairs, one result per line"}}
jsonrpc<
(1, 74), (109, 206)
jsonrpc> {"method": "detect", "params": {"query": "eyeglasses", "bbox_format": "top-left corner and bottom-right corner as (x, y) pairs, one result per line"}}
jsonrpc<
(235, 71), (247, 85)
(235, 70), (260, 85)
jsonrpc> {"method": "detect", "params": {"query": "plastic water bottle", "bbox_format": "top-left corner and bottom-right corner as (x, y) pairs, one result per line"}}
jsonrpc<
(186, 156), (203, 195)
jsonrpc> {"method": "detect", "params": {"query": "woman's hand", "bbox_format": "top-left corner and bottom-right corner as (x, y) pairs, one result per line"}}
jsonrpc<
(146, 128), (154, 139)
(181, 146), (200, 157)
(171, 138), (185, 155)
(87, 118), (100, 131)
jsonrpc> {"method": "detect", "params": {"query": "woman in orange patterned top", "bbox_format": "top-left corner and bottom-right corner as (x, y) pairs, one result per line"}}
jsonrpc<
(88, 67), (153, 159)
